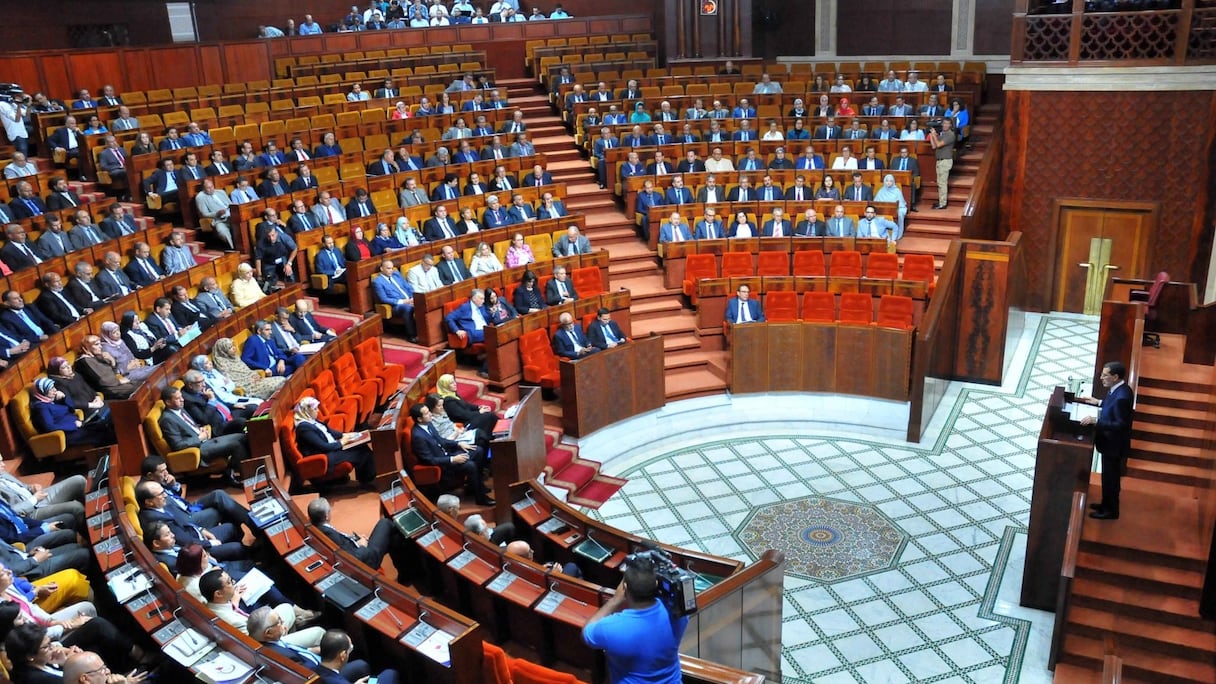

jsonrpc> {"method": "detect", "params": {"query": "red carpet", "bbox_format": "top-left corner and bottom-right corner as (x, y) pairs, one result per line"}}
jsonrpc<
(542, 428), (626, 510)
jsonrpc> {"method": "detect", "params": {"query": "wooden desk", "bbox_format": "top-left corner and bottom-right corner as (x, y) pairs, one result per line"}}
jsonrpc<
(559, 333), (666, 437)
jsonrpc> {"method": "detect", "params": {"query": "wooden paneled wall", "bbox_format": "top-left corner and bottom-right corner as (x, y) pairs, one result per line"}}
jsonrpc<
(0, 14), (653, 99)
(1001, 89), (1216, 311)
(837, 0), (953, 56)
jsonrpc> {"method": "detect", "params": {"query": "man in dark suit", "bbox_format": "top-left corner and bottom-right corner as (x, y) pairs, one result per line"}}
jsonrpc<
(665, 177), (693, 205)
(143, 158), (181, 205)
(181, 370), (250, 431)
(761, 208), (791, 237)
(586, 308), (626, 351)
(205, 149), (233, 177)
(311, 629), (401, 684)
(291, 298), (336, 343)
(46, 116), (84, 164)
(552, 312), (596, 357)
(99, 203), (138, 239)
(44, 177), (82, 211)
(345, 189), (377, 219)
(9, 181), (48, 219)
(725, 284), (765, 325)
(35, 272), (86, 326)
(95, 251), (135, 299)
(289, 164), (319, 192)
(436, 245), (472, 285)
(423, 205), (463, 242)
(65, 262), (108, 310)
(844, 173), (874, 202)
(367, 149), (399, 176)
(795, 208), (827, 237)
(286, 199), (319, 235)
(0, 290), (58, 344)
(814, 117), (842, 140)
(258, 167), (289, 198)
(520, 164), (553, 187)
(1079, 361), (1135, 520)
(544, 265), (579, 306)
(408, 403), (492, 505)
(157, 383), (247, 475)
(306, 495), (401, 572)
(169, 285), (216, 331)
(257, 141), (286, 168)
(144, 296), (192, 344)
(242, 320), (303, 376)
(123, 241), (165, 287)
(0, 225), (46, 272)
(134, 476), (247, 560)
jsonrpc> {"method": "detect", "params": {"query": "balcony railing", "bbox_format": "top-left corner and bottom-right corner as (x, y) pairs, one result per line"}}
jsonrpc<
(1012, 0), (1216, 64)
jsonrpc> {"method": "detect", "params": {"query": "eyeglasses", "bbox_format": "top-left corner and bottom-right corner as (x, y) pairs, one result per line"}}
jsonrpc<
(83, 665), (110, 677)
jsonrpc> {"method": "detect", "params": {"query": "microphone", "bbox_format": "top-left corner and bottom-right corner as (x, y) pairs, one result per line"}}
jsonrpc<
(144, 588), (164, 619)
(373, 588), (404, 627)
(431, 521), (446, 551)
(523, 489), (540, 513)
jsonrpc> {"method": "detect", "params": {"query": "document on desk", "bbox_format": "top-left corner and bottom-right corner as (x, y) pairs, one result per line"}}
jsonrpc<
(234, 567), (274, 604)
(1066, 402), (1100, 423)
(162, 627), (215, 667)
(194, 649), (254, 684)
(107, 564), (152, 603)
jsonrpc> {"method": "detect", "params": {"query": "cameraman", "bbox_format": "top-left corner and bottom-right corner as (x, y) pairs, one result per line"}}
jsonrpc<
(583, 560), (689, 684)
(0, 93), (30, 156)
(928, 117), (956, 210)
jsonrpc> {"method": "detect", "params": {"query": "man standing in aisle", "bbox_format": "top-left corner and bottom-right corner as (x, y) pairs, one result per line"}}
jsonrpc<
(1079, 361), (1134, 520)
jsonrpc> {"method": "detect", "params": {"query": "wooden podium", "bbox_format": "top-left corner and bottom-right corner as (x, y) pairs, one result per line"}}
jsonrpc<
(559, 334), (666, 437)
(1021, 386), (1095, 611)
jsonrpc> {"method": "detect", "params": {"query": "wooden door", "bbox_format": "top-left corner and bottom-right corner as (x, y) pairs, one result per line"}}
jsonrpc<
(1051, 200), (1155, 313)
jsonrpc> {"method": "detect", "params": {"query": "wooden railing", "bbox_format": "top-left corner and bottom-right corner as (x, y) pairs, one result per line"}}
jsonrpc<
(959, 118), (1005, 241)
(1049, 490), (1088, 670)
(1012, 0), (1216, 65)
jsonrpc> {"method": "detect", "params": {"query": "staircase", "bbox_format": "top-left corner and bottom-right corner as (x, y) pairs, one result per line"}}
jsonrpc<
(1054, 335), (1216, 684)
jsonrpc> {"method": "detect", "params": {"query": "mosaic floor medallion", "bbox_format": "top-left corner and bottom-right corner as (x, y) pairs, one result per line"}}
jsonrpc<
(737, 496), (908, 582)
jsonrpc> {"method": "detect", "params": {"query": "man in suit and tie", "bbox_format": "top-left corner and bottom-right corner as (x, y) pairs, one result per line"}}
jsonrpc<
(0, 224), (45, 271)
(397, 178), (427, 208)
(506, 194), (537, 224)
(34, 215), (73, 258)
(891, 147), (922, 208)
(176, 152), (206, 186)
(169, 285), (216, 331)
(395, 147), (423, 172)
(499, 111), (527, 136)
(796, 146), (826, 171)
(160, 230), (194, 274)
(871, 119), (898, 141)
(553, 311), (596, 358)
(888, 97), (913, 116)
(306, 498), (404, 578)
(827, 205), (856, 237)
(47, 116), (84, 164)
(286, 199), (319, 235)
(257, 141), (286, 168)
(844, 119), (868, 140)
(195, 277), (235, 320)
(482, 195), (512, 229)
(309, 191), (344, 226)
(665, 176), (693, 205)
(67, 210), (105, 251)
(508, 132), (536, 158)
(732, 119), (756, 142)
(406, 254), (444, 294)
(537, 192), (566, 220)
(144, 157), (181, 207)
(552, 226), (592, 257)
(725, 284), (765, 325)
(481, 135), (510, 161)
(159, 127), (186, 152)
(521, 164), (553, 188)
(0, 291), (58, 344)
(145, 296), (194, 343)
(453, 141), (480, 164)
(367, 148), (399, 176)
(99, 202), (138, 239)
(795, 208), (827, 237)
(423, 205), (463, 242)
(661, 211), (692, 244)
(135, 476), (247, 560)
(372, 259), (416, 335)
(9, 181), (48, 219)
(289, 164), (318, 192)
(737, 148), (765, 172)
(408, 403), (492, 505)
(95, 251), (135, 299)
(124, 241), (165, 287)
(727, 176), (754, 202)
(431, 174), (462, 201)
(693, 208), (723, 240)
(785, 175), (812, 202)
(0, 199), (16, 225)
(445, 288), (489, 346)
(313, 235), (347, 291)
(291, 299), (336, 344)
(762, 208), (790, 237)
(845, 172), (874, 202)
(35, 272), (86, 326)
(592, 127), (618, 189)
(863, 96), (886, 117)
(66, 262), (108, 311)
(860, 147), (886, 171)
(696, 175), (725, 204)
(205, 149), (232, 177)
(635, 179), (665, 227)
(437, 245), (473, 285)
(676, 150), (705, 174)
(1079, 361), (1135, 520)
(815, 116), (843, 140)
(45, 177), (82, 211)
(919, 94), (946, 117)
(489, 165), (517, 192)
(545, 266), (578, 306)
(757, 175), (784, 202)
(242, 320), (303, 376)
(346, 188), (377, 219)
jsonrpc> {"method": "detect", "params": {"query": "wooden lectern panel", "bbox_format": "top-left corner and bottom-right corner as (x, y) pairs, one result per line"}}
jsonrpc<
(871, 327), (914, 400)
(767, 323), (804, 392)
(834, 325), (875, 396)
(559, 334), (665, 437)
(801, 323), (838, 391)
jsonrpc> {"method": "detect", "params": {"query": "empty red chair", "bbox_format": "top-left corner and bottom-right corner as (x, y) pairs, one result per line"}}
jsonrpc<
(509, 658), (579, 684)
(901, 253), (936, 283)
(720, 252), (754, 278)
(839, 293), (874, 324)
(765, 291), (799, 322)
(876, 295), (915, 329)
(355, 337), (405, 404)
(571, 266), (604, 297)
(865, 252), (899, 280)
(792, 250), (826, 277)
(309, 369), (367, 423)
(519, 328), (560, 388)
(802, 292), (836, 322)
(829, 250), (863, 277)
(757, 251), (790, 276)
(682, 254), (719, 300)
(482, 642), (513, 684)
(331, 353), (381, 418)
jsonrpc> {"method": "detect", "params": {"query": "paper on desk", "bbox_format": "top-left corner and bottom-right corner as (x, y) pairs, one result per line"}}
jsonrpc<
(234, 567), (274, 604)
(1066, 402), (1100, 423)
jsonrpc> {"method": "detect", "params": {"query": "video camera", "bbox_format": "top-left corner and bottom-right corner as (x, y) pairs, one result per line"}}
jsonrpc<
(0, 84), (29, 105)
(926, 118), (945, 134)
(623, 544), (698, 618)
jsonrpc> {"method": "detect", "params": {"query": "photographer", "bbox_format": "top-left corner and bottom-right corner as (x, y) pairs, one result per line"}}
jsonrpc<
(583, 558), (689, 684)
(927, 118), (956, 210)
(0, 91), (30, 156)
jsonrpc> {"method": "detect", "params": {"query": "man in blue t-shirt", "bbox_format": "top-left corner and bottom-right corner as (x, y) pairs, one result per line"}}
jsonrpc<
(583, 560), (689, 684)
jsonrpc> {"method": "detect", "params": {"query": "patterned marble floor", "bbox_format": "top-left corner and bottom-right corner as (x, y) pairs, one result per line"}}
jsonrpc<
(582, 313), (1100, 684)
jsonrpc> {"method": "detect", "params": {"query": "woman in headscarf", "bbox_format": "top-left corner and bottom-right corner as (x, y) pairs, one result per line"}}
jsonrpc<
(210, 337), (286, 399)
(190, 354), (266, 408)
(435, 373), (498, 444)
(230, 263), (265, 309)
(370, 222), (404, 255)
(344, 225), (374, 262)
(873, 174), (909, 238)
(119, 310), (174, 365)
(393, 216), (425, 247)
(28, 378), (113, 447)
(44, 360), (103, 417)
(99, 321), (155, 383)
(292, 397), (375, 485)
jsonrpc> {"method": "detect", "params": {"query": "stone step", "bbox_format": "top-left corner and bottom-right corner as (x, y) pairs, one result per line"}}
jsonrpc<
(665, 365), (728, 401)
(1075, 550), (1203, 600)
(1068, 605), (1216, 664)
(608, 259), (660, 278)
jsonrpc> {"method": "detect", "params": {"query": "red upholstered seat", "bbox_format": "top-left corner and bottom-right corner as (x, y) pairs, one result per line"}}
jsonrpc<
(682, 254), (719, 301)
(720, 251), (753, 278)
(839, 292), (874, 325)
(308, 370), (366, 424)
(279, 420), (354, 488)
(482, 642), (513, 684)
(901, 253), (937, 297)
(354, 338), (406, 404)
(509, 658), (581, 684)
(756, 251), (790, 276)
(571, 266), (604, 297)
(765, 291), (799, 322)
(331, 353), (381, 419)
(519, 328), (560, 388)
(792, 250), (826, 277)
(876, 295), (914, 329)
(444, 298), (486, 355)
(865, 252), (899, 280)
(802, 292), (836, 322)
(829, 250), (862, 278)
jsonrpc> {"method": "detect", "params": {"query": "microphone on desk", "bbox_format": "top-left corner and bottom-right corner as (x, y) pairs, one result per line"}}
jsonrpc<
(144, 588), (164, 620)
(373, 589), (405, 627)
(523, 489), (540, 513)
(431, 521), (446, 551)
